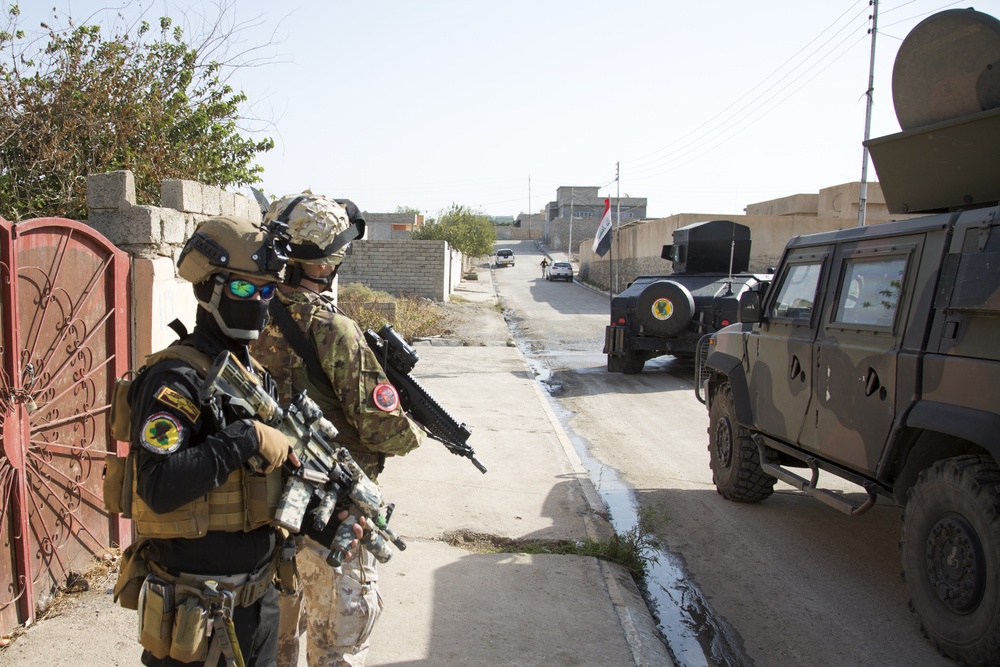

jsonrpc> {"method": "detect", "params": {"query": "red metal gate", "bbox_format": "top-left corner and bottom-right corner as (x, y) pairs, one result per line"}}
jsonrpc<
(0, 216), (130, 633)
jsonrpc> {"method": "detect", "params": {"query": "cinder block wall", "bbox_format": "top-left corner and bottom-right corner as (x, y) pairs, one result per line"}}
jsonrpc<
(83, 171), (463, 366)
(339, 239), (452, 300)
(83, 170), (261, 362)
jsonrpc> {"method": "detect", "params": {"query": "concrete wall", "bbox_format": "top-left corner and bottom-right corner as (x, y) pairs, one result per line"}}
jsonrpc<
(577, 182), (920, 293)
(579, 213), (866, 292)
(84, 171), (261, 362)
(82, 171), (466, 366)
(338, 239), (458, 301)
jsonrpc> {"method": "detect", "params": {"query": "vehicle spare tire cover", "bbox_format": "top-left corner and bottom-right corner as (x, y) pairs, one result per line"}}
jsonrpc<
(635, 280), (695, 336)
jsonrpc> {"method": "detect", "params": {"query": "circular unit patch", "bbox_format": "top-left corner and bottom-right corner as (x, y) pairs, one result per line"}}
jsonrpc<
(140, 412), (184, 454)
(372, 382), (400, 412)
(651, 298), (674, 320)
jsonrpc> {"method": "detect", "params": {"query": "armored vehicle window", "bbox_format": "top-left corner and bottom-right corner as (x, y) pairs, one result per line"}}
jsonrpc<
(770, 262), (822, 322)
(834, 257), (906, 327)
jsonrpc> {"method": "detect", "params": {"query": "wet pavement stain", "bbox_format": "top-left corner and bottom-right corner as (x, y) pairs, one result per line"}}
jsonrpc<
(514, 332), (754, 667)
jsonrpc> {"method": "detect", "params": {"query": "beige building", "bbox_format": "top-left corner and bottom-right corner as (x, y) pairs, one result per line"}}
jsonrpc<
(579, 181), (919, 292)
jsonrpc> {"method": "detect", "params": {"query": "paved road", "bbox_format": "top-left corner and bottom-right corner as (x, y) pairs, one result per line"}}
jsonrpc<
(496, 240), (953, 667)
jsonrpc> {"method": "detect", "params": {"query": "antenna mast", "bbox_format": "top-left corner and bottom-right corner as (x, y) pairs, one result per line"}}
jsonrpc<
(858, 0), (879, 227)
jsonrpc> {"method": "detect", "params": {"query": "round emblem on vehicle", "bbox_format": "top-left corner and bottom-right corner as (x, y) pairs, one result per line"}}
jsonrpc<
(652, 298), (674, 320)
(372, 382), (400, 412)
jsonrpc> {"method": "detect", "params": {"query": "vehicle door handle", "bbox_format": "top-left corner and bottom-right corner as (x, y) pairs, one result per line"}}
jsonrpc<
(789, 355), (805, 382)
(865, 368), (881, 397)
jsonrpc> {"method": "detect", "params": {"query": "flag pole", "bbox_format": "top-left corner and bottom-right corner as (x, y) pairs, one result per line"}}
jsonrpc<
(614, 161), (621, 293)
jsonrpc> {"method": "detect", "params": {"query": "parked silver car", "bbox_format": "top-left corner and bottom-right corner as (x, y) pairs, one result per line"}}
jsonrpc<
(546, 261), (573, 282)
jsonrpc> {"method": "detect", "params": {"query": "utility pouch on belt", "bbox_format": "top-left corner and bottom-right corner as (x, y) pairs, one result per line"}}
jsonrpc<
(138, 574), (174, 659)
(114, 539), (150, 610)
(169, 585), (210, 662)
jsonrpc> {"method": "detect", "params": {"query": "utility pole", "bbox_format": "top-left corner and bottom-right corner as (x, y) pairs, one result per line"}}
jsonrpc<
(568, 187), (574, 258)
(528, 175), (532, 238)
(858, 0), (879, 227)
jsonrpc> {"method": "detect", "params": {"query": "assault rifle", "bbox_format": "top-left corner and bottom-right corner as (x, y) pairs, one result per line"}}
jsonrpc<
(364, 324), (487, 474)
(199, 351), (406, 567)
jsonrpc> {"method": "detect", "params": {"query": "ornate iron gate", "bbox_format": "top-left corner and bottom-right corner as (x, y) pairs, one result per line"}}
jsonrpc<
(0, 216), (130, 633)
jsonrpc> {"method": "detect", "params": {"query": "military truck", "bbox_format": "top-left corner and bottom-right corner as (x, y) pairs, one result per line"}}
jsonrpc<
(695, 9), (1000, 663)
(604, 219), (771, 373)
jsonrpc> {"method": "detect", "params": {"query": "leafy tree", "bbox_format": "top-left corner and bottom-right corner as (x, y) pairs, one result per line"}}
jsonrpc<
(0, 2), (274, 220)
(394, 205), (422, 215)
(412, 204), (495, 258)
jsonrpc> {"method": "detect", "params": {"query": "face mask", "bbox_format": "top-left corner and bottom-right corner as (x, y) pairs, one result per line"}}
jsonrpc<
(215, 294), (270, 341)
(197, 278), (271, 341)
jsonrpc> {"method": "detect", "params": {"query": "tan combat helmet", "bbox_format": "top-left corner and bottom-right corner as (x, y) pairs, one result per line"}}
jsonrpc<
(177, 215), (288, 340)
(264, 194), (366, 288)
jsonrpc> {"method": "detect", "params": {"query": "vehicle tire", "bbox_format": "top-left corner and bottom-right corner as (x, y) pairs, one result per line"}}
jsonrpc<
(635, 280), (695, 337)
(708, 383), (776, 502)
(622, 352), (645, 374)
(901, 455), (1000, 665)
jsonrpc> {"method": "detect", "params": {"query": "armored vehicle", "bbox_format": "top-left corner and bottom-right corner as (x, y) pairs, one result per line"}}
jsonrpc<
(696, 9), (1000, 663)
(604, 219), (770, 373)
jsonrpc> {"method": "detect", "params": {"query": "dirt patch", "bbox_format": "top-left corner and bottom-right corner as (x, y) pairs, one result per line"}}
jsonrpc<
(427, 296), (513, 347)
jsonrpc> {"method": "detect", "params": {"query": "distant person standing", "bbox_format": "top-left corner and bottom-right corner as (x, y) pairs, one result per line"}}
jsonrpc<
(540, 258), (549, 276)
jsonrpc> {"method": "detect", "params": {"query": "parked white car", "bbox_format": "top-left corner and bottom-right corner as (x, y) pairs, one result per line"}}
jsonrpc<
(546, 261), (573, 282)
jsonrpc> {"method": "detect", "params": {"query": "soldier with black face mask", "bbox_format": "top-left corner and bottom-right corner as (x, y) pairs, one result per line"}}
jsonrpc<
(122, 215), (303, 667)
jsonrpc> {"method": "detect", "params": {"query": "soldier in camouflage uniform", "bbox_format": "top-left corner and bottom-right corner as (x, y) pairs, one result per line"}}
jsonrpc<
(249, 193), (425, 667)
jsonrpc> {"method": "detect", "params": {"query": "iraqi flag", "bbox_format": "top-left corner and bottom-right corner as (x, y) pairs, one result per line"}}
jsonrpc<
(592, 198), (613, 257)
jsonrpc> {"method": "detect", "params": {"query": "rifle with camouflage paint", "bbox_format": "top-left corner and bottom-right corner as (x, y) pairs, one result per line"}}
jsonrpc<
(200, 350), (406, 566)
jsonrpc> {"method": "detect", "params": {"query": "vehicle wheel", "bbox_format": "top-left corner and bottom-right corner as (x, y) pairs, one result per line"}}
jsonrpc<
(901, 455), (1000, 665)
(622, 352), (645, 374)
(708, 383), (775, 502)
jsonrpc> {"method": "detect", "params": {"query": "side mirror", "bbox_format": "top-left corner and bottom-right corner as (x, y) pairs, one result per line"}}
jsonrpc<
(739, 291), (762, 323)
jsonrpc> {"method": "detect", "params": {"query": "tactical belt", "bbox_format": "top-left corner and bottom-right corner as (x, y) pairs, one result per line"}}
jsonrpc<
(149, 553), (277, 608)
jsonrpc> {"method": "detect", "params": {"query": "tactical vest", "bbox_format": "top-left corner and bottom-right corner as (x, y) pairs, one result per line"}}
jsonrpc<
(103, 345), (280, 538)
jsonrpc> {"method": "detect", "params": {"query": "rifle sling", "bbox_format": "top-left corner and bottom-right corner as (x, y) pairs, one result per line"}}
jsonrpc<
(268, 299), (335, 393)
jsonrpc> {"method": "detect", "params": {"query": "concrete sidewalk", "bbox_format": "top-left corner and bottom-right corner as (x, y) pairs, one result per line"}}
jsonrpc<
(366, 270), (670, 666)
(0, 270), (671, 667)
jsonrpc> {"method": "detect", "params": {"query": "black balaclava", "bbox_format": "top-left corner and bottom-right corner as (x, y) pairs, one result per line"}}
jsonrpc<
(193, 275), (270, 341)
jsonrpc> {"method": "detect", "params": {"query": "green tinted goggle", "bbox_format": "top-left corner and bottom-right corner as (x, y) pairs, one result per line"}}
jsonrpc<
(228, 279), (277, 300)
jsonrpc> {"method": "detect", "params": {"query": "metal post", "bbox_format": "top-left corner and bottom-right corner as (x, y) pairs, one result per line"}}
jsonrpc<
(568, 187), (574, 258)
(527, 175), (532, 238)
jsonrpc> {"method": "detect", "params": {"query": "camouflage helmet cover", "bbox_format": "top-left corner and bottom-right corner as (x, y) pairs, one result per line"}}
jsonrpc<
(177, 215), (286, 284)
(265, 193), (356, 266)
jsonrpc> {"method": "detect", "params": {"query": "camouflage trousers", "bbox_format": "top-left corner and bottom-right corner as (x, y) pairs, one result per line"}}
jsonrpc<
(277, 540), (383, 667)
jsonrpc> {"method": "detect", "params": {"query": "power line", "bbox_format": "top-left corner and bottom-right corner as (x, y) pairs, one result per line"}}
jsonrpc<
(626, 0), (869, 171)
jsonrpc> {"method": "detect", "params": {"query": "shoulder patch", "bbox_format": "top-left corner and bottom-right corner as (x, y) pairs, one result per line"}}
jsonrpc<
(140, 412), (185, 454)
(155, 386), (200, 423)
(372, 382), (400, 412)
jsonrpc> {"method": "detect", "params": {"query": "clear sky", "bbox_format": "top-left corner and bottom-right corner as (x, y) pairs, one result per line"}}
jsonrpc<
(10, 0), (999, 218)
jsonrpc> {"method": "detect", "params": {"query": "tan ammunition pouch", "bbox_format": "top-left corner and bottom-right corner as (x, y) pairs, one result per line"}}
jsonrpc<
(102, 451), (133, 517)
(134, 555), (277, 661)
(114, 538), (152, 610)
(131, 463), (281, 539)
(110, 374), (135, 443)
